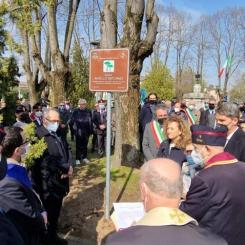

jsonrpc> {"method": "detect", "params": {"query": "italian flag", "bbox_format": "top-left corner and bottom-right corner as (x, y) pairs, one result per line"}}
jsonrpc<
(150, 120), (166, 147)
(185, 108), (197, 125)
(218, 57), (232, 78)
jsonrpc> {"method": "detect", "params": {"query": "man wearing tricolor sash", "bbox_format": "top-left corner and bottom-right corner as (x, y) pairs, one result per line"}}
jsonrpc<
(142, 105), (168, 161)
(180, 125), (245, 245)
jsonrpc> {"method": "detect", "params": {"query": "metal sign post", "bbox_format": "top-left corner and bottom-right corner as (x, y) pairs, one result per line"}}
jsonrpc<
(105, 92), (112, 220)
(89, 48), (129, 220)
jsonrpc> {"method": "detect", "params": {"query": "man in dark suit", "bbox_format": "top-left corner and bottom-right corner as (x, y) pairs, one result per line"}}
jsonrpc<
(180, 125), (245, 245)
(92, 100), (107, 157)
(105, 158), (226, 245)
(216, 102), (245, 162)
(0, 127), (46, 245)
(70, 98), (93, 165)
(199, 98), (216, 128)
(0, 128), (25, 245)
(31, 109), (72, 245)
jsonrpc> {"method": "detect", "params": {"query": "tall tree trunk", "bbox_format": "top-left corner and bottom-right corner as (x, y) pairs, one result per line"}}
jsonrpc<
(114, 0), (159, 166)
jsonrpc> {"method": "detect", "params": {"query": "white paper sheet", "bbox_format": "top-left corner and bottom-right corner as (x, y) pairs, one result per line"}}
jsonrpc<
(112, 202), (145, 230)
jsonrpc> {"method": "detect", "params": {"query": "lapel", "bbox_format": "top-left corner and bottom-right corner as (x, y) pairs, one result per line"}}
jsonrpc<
(225, 129), (239, 151)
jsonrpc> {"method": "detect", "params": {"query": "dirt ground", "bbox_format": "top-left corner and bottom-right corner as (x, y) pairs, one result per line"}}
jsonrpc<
(58, 153), (141, 244)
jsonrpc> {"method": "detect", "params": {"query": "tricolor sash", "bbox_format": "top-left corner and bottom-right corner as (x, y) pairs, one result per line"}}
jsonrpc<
(185, 108), (197, 125)
(149, 120), (165, 147)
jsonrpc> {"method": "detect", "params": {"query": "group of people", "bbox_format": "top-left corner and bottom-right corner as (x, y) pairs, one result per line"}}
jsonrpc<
(0, 93), (245, 245)
(0, 96), (115, 244)
(0, 108), (72, 245)
(105, 97), (245, 245)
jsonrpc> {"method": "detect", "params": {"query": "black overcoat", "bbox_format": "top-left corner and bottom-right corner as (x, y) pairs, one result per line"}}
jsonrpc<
(180, 158), (245, 245)
(31, 126), (72, 200)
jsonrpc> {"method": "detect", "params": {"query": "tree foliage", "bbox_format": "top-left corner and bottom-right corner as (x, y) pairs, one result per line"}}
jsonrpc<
(67, 41), (94, 107)
(141, 61), (174, 100)
(229, 73), (245, 103)
(0, 18), (19, 125)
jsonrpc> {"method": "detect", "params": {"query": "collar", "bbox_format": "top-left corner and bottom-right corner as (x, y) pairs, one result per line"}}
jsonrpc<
(227, 127), (239, 141)
(7, 158), (25, 167)
(136, 207), (197, 226)
(205, 152), (237, 169)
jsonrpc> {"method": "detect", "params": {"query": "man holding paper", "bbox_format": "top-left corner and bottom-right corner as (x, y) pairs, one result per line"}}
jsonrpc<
(105, 158), (226, 245)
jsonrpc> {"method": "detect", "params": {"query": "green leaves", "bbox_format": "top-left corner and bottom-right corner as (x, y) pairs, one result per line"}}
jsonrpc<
(141, 61), (174, 100)
(66, 41), (94, 107)
(22, 123), (47, 168)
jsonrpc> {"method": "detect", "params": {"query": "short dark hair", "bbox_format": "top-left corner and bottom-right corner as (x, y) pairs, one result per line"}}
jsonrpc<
(147, 93), (158, 100)
(32, 103), (41, 110)
(216, 102), (240, 119)
(2, 127), (23, 158)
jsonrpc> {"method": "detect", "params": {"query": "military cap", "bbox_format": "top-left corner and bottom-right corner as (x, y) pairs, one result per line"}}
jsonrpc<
(191, 125), (227, 147)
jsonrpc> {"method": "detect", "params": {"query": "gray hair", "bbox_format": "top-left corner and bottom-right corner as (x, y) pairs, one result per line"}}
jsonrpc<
(43, 108), (59, 120)
(217, 102), (240, 119)
(154, 104), (168, 116)
(78, 98), (87, 104)
(140, 160), (183, 199)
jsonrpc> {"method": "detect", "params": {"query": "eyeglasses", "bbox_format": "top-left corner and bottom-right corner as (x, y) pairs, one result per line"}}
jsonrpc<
(46, 118), (60, 123)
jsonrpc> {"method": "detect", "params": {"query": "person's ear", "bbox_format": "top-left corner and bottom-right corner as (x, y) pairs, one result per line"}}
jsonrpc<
(140, 182), (148, 201)
(205, 145), (212, 155)
(14, 147), (21, 156)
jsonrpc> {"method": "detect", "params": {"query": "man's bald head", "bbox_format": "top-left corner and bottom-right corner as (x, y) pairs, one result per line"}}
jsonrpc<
(140, 158), (183, 199)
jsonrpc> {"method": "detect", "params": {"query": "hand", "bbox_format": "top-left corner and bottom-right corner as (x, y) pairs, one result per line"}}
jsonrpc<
(41, 211), (48, 225)
(61, 174), (69, 179)
(99, 124), (106, 130)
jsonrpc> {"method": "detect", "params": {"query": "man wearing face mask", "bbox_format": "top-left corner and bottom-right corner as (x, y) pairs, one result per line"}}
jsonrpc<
(92, 100), (107, 157)
(170, 102), (188, 122)
(70, 98), (93, 165)
(105, 158), (227, 245)
(139, 93), (159, 133)
(142, 105), (168, 161)
(180, 125), (245, 245)
(216, 102), (245, 162)
(199, 98), (216, 128)
(30, 103), (43, 126)
(31, 109), (72, 245)
(13, 105), (30, 129)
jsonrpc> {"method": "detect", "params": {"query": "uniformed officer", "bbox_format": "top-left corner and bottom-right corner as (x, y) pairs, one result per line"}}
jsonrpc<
(180, 125), (245, 245)
(105, 158), (226, 245)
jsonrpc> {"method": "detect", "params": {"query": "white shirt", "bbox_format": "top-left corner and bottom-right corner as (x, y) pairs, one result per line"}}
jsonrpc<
(225, 127), (239, 147)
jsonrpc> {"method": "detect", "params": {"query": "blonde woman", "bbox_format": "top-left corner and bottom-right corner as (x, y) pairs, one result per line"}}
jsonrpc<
(157, 116), (191, 166)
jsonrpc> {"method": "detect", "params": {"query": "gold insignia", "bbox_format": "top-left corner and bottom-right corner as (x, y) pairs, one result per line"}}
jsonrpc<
(169, 209), (186, 224)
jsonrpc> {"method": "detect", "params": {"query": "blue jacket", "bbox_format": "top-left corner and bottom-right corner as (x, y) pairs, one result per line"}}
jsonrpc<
(157, 140), (186, 166)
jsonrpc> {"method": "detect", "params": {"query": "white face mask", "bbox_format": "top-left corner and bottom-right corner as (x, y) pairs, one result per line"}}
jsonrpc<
(99, 104), (105, 110)
(191, 150), (204, 167)
(46, 122), (59, 132)
(35, 111), (43, 117)
(174, 108), (180, 113)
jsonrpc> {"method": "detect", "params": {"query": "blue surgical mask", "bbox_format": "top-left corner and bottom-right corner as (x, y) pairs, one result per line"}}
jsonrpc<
(191, 150), (204, 168)
(46, 122), (59, 132)
(186, 155), (195, 166)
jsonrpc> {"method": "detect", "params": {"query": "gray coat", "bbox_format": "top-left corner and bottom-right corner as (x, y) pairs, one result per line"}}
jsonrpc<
(142, 121), (161, 161)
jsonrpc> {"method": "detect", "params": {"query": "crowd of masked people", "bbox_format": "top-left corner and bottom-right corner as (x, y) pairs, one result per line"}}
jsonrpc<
(0, 94), (245, 245)
(0, 97), (113, 245)
(105, 93), (245, 245)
